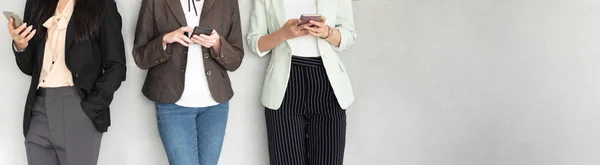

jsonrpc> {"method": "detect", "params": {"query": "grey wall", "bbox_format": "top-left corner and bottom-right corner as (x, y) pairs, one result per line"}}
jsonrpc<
(1, 0), (600, 165)
(347, 0), (600, 164)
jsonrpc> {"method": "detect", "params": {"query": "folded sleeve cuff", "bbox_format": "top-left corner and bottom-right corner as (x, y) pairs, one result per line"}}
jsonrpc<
(13, 42), (25, 53)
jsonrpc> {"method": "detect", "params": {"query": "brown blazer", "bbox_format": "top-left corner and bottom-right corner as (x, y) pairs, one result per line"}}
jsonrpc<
(133, 0), (244, 103)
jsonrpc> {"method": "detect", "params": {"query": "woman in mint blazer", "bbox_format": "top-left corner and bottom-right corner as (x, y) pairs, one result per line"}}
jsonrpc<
(247, 0), (357, 164)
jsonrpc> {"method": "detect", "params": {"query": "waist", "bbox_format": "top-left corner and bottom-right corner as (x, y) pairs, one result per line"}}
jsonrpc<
(291, 56), (323, 67)
(37, 87), (78, 97)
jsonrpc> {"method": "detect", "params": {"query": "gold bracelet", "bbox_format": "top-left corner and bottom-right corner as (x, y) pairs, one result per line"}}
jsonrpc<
(322, 26), (333, 39)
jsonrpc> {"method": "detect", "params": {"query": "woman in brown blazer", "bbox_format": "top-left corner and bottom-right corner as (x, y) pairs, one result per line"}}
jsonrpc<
(132, 0), (244, 164)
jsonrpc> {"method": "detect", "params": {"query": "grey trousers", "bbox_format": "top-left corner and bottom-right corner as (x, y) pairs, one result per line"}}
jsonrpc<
(25, 87), (103, 165)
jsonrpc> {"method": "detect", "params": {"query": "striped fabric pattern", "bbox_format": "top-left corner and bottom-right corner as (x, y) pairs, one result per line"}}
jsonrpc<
(265, 56), (347, 165)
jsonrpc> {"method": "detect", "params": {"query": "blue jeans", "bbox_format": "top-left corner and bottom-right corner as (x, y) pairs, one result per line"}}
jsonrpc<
(156, 102), (229, 165)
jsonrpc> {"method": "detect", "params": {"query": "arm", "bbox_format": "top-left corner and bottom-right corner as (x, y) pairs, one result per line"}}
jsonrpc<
(14, 41), (34, 76)
(209, 0), (244, 71)
(331, 0), (357, 52)
(13, 0), (35, 76)
(257, 30), (287, 55)
(80, 0), (127, 120)
(246, 0), (273, 57)
(132, 0), (170, 70)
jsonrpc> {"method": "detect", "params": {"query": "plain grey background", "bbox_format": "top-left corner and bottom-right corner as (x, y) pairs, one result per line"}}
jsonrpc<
(2, 0), (600, 165)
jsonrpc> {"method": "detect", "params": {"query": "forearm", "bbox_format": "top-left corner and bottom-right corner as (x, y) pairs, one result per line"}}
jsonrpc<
(132, 0), (171, 69)
(133, 34), (171, 69)
(210, 37), (244, 71)
(258, 30), (287, 53)
(13, 41), (34, 75)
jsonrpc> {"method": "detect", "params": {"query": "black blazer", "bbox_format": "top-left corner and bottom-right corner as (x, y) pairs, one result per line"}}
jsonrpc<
(13, 0), (126, 136)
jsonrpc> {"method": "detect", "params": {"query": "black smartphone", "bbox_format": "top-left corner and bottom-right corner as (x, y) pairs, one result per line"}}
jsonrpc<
(191, 26), (213, 37)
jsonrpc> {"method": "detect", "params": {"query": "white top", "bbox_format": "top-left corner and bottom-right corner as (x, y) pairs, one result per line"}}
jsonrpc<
(175, 0), (219, 107)
(284, 0), (320, 57)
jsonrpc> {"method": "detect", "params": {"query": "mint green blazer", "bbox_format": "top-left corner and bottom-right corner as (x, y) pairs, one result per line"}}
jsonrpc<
(247, 0), (357, 110)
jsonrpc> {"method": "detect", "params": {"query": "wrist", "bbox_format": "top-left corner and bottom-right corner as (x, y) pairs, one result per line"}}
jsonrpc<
(274, 29), (289, 42)
(15, 43), (27, 51)
(214, 38), (221, 48)
(322, 26), (333, 39)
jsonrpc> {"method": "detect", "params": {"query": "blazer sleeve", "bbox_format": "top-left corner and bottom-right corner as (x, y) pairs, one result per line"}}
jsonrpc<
(209, 0), (244, 71)
(13, 0), (35, 76)
(246, 0), (271, 57)
(333, 0), (358, 52)
(132, 0), (171, 70)
(80, 0), (127, 120)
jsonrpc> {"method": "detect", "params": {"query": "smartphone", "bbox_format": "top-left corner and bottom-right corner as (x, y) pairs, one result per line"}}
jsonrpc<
(299, 14), (322, 26)
(191, 26), (213, 37)
(3, 11), (23, 28)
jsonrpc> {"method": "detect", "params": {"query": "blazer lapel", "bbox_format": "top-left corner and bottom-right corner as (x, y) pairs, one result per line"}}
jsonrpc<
(271, 0), (286, 27)
(36, 37), (47, 68)
(200, 0), (216, 19)
(65, 20), (74, 51)
(166, 0), (187, 26)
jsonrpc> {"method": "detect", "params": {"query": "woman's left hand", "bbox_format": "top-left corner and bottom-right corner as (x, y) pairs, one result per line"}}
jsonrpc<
(191, 30), (221, 48)
(304, 16), (330, 39)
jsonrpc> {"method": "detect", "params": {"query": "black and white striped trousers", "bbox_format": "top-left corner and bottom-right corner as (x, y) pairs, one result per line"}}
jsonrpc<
(265, 56), (347, 165)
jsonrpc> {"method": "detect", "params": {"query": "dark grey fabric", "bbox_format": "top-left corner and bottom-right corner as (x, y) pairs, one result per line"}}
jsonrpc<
(25, 87), (103, 165)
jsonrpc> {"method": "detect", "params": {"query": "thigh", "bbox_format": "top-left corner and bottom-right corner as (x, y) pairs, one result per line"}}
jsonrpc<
(25, 97), (59, 165)
(61, 95), (103, 165)
(196, 102), (229, 165)
(156, 103), (200, 165)
(265, 107), (307, 165)
(306, 107), (347, 165)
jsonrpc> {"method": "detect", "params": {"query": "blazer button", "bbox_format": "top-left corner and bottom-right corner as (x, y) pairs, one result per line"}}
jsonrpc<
(184, 51), (188, 54)
(204, 53), (210, 58)
(206, 70), (212, 76)
(75, 74), (79, 77)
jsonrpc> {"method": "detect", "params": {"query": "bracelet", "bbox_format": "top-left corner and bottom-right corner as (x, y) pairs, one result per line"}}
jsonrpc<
(322, 26), (334, 39)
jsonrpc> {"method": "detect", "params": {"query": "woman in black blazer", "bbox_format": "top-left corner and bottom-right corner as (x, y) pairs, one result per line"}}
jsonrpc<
(6, 0), (126, 164)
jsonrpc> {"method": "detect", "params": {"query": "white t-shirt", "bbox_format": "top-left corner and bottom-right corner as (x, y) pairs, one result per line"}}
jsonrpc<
(284, 0), (321, 57)
(175, 0), (219, 107)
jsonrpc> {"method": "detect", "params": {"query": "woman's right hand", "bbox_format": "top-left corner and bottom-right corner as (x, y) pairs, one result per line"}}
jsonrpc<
(8, 18), (36, 51)
(162, 27), (194, 47)
(277, 19), (309, 40)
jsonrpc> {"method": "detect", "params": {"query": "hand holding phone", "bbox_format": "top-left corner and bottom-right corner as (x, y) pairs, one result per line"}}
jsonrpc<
(301, 15), (331, 39)
(3, 11), (23, 28)
(163, 27), (194, 47)
(5, 11), (35, 51)
(190, 27), (220, 48)
(191, 26), (213, 37)
(277, 19), (310, 41)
